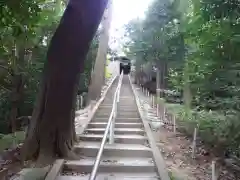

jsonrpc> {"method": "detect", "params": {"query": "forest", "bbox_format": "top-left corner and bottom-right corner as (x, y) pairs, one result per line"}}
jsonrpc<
(0, 0), (240, 174)
(124, 0), (240, 157)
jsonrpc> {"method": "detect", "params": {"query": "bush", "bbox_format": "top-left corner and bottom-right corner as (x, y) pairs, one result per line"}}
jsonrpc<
(163, 100), (240, 155)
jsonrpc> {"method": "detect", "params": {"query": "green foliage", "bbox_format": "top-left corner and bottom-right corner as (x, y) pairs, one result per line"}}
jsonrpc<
(0, 0), (63, 133)
(0, 0), (99, 135)
(165, 102), (240, 154)
(124, 0), (240, 155)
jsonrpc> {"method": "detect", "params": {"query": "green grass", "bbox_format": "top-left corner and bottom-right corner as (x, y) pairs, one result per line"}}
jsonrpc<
(0, 131), (25, 151)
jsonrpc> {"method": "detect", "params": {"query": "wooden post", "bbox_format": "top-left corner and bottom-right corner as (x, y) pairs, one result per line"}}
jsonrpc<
(76, 95), (79, 110)
(80, 95), (83, 109)
(152, 96), (155, 108)
(156, 87), (160, 118)
(150, 94), (152, 105)
(163, 106), (166, 123)
(173, 115), (176, 133)
(212, 161), (216, 180)
(192, 128), (197, 158)
(157, 104), (159, 117)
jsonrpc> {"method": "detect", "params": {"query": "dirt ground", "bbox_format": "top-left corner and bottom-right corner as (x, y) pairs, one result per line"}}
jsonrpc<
(152, 124), (238, 180)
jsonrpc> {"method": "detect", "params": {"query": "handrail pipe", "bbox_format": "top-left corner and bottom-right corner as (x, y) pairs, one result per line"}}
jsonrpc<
(88, 71), (123, 180)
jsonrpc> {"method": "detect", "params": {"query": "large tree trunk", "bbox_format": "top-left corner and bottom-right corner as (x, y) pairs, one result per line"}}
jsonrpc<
(21, 0), (108, 164)
(88, 0), (112, 102)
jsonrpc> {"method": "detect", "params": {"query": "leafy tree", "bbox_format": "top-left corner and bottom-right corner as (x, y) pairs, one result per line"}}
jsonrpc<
(0, 0), (64, 133)
(124, 0), (240, 155)
(21, 0), (108, 164)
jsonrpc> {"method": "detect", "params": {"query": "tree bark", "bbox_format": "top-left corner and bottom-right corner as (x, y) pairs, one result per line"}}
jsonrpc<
(9, 44), (25, 133)
(161, 61), (168, 97)
(183, 60), (192, 110)
(9, 74), (23, 133)
(21, 0), (108, 164)
(156, 61), (161, 98)
(88, 0), (113, 102)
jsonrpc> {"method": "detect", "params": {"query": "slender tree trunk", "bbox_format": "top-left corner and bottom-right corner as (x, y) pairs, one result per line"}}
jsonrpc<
(156, 61), (161, 99)
(21, 0), (108, 164)
(161, 61), (168, 97)
(88, 0), (113, 102)
(183, 60), (192, 110)
(9, 44), (25, 133)
(9, 74), (24, 133)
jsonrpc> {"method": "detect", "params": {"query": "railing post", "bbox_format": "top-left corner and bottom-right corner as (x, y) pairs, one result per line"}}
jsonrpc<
(109, 122), (114, 144)
(80, 95), (83, 109)
(76, 95), (80, 110)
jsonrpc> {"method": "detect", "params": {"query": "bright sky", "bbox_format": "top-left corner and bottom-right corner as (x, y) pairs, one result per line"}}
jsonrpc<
(109, 0), (153, 54)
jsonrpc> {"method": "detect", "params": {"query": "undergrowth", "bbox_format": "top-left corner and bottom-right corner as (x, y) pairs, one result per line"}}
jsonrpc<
(0, 131), (25, 151)
(157, 97), (240, 156)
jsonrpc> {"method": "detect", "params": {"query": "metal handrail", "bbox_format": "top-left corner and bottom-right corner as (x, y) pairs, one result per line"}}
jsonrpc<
(88, 71), (124, 180)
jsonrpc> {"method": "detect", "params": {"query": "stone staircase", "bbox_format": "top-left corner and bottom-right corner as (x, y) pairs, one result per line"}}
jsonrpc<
(57, 75), (160, 179)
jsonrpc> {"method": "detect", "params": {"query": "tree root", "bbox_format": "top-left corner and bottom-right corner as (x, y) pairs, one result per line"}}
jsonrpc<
(21, 128), (78, 167)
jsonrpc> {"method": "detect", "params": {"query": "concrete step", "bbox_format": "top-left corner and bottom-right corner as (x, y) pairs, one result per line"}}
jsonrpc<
(92, 117), (141, 123)
(57, 173), (159, 180)
(117, 114), (140, 118)
(78, 134), (147, 144)
(118, 105), (137, 108)
(98, 106), (138, 111)
(119, 96), (135, 99)
(117, 111), (139, 116)
(88, 122), (143, 128)
(95, 112), (111, 116)
(118, 101), (136, 104)
(98, 105), (114, 108)
(96, 109), (138, 114)
(85, 128), (144, 135)
(74, 142), (152, 157)
(117, 108), (138, 112)
(63, 157), (155, 173)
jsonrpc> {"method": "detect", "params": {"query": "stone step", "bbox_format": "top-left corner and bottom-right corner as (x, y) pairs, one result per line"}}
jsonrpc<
(95, 111), (139, 116)
(78, 134), (147, 144)
(117, 108), (138, 112)
(118, 105), (137, 108)
(117, 111), (139, 116)
(98, 107), (138, 112)
(74, 142), (152, 158)
(57, 173), (159, 180)
(92, 117), (141, 123)
(88, 122), (143, 128)
(63, 157), (155, 173)
(85, 128), (144, 135)
(117, 114), (140, 118)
